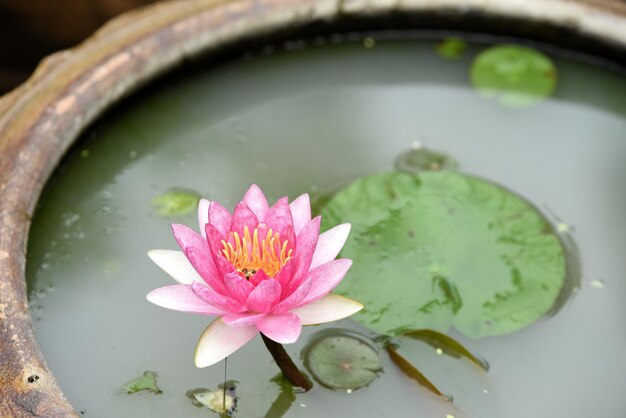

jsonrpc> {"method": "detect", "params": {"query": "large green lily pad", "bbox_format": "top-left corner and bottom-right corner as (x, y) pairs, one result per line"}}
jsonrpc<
(470, 44), (557, 107)
(322, 171), (566, 338)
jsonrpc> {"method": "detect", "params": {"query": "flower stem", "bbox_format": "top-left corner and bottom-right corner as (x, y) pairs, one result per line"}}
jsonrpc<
(261, 334), (312, 391)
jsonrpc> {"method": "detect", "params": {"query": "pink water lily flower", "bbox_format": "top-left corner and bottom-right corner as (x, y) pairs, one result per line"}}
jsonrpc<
(147, 185), (363, 367)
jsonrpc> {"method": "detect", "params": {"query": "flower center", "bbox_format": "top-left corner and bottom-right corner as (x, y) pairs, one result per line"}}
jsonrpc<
(220, 226), (292, 278)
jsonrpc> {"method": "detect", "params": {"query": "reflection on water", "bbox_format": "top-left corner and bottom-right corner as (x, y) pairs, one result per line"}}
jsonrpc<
(26, 34), (626, 418)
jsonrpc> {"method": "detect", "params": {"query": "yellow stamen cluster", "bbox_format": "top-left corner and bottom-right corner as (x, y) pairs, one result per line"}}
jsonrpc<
(221, 226), (292, 278)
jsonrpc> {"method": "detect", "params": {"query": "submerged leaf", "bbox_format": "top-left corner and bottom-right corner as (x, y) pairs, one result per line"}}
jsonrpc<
(121, 370), (162, 394)
(385, 344), (446, 398)
(470, 44), (557, 107)
(303, 329), (382, 390)
(436, 38), (467, 60)
(390, 336), (497, 417)
(264, 375), (296, 418)
(322, 171), (568, 338)
(186, 381), (238, 416)
(401, 329), (488, 371)
(152, 188), (200, 217)
(394, 147), (459, 174)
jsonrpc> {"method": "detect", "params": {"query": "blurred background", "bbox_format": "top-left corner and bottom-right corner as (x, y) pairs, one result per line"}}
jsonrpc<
(0, 0), (161, 94)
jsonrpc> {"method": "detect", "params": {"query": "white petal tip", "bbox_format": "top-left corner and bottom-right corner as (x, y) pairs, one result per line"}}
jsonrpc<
(293, 294), (364, 325)
(194, 319), (257, 368)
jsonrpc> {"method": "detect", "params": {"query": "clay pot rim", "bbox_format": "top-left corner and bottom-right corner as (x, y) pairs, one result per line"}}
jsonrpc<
(0, 0), (624, 415)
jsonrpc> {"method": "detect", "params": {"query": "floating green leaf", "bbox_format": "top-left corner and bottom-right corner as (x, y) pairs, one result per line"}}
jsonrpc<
(401, 329), (488, 371)
(394, 147), (459, 174)
(121, 370), (162, 394)
(322, 171), (567, 338)
(152, 188), (200, 217)
(470, 45), (557, 107)
(303, 329), (383, 390)
(436, 38), (467, 60)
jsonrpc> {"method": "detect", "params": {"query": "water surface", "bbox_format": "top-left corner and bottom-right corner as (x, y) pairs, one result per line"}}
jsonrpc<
(27, 35), (626, 417)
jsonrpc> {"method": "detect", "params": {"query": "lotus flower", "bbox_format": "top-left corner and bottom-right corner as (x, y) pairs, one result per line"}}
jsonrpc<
(147, 185), (363, 367)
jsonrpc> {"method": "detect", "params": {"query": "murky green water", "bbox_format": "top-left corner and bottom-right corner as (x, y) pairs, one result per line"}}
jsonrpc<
(27, 35), (626, 417)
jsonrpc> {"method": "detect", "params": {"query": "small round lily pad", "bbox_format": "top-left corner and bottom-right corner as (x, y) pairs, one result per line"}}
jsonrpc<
(470, 45), (557, 107)
(436, 38), (467, 60)
(152, 188), (200, 217)
(394, 147), (459, 174)
(303, 329), (382, 391)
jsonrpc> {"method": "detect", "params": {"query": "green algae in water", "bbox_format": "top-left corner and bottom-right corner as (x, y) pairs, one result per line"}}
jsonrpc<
(322, 171), (567, 338)
(470, 45), (558, 107)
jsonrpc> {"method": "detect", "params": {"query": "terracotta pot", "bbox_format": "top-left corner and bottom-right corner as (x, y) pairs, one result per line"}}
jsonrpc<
(0, 0), (624, 416)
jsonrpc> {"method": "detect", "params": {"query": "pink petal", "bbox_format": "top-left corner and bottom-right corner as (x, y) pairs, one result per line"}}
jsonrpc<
(299, 259), (353, 305)
(291, 294), (363, 325)
(191, 281), (246, 313)
(246, 279), (282, 312)
(274, 259), (294, 289)
(186, 246), (228, 294)
(265, 197), (293, 234)
(198, 199), (210, 238)
(148, 250), (203, 285)
(281, 240), (316, 297)
(205, 222), (225, 250)
(249, 269), (268, 286)
(277, 224), (296, 258)
(230, 201), (259, 236)
(243, 184), (270, 222)
(257, 312), (302, 344)
(224, 272), (254, 305)
(205, 224), (236, 276)
(272, 276), (312, 313)
(172, 223), (208, 251)
(295, 216), (320, 253)
(310, 223), (351, 269)
(289, 193), (311, 234)
(195, 318), (257, 367)
(146, 285), (226, 315)
(222, 312), (266, 327)
(208, 201), (232, 237)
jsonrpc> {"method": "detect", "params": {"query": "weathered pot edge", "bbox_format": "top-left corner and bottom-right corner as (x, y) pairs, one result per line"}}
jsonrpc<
(0, 0), (624, 416)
